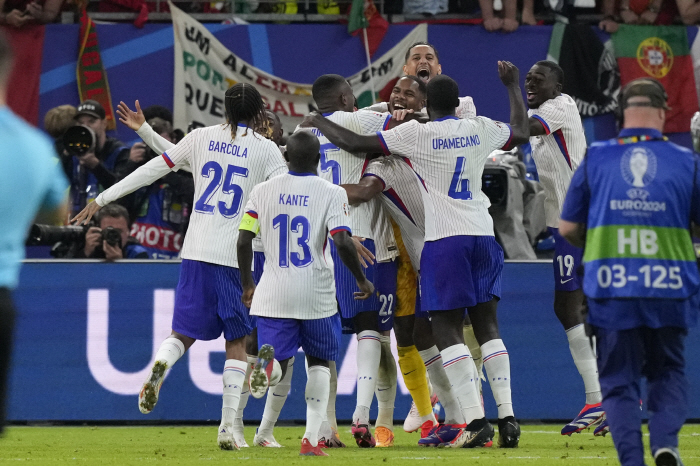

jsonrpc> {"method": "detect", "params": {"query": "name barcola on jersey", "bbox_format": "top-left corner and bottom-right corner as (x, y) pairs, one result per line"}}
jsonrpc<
(208, 140), (249, 157)
(609, 147), (667, 215)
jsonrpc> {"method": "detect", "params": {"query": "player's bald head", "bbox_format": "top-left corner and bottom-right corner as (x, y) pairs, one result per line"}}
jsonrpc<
(286, 130), (320, 171)
(426, 75), (460, 115)
(312, 74), (354, 112)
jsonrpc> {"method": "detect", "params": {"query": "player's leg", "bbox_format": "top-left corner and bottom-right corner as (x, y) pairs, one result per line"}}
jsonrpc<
(413, 280), (468, 447)
(594, 325), (645, 466)
(255, 353), (295, 448)
(644, 327), (688, 466)
(467, 236), (518, 448)
(318, 359), (346, 447)
(420, 236), (484, 448)
(217, 265), (256, 450)
(139, 259), (212, 415)
(0, 288), (15, 435)
(374, 259), (398, 447)
(232, 327), (259, 448)
(394, 251), (437, 437)
(551, 228), (603, 435)
(299, 314), (341, 457)
(352, 310), (382, 447)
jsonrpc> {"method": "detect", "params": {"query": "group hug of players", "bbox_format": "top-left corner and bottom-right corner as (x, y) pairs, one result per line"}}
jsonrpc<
(73, 41), (597, 456)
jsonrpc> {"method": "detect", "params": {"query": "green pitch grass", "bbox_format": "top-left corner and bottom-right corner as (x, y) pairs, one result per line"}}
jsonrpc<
(1, 424), (699, 465)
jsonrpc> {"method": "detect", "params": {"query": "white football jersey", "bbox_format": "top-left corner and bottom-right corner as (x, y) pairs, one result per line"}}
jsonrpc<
(367, 96), (477, 119)
(244, 172), (351, 319)
(528, 93), (587, 228)
(363, 155), (428, 271)
(163, 124), (287, 267)
(370, 199), (399, 262)
(304, 110), (390, 239)
(378, 117), (512, 240)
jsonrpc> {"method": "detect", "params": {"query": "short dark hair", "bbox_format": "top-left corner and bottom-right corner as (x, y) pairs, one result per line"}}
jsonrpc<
(224, 83), (269, 141)
(401, 75), (427, 98)
(0, 30), (14, 85)
(95, 203), (131, 226)
(312, 74), (348, 106)
(404, 42), (440, 64)
(534, 60), (564, 86)
(143, 105), (173, 124)
(286, 130), (320, 168)
(427, 75), (459, 114)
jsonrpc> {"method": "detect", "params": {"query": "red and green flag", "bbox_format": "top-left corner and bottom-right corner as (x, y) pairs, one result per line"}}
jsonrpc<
(612, 25), (698, 133)
(77, 9), (117, 130)
(348, 0), (388, 57)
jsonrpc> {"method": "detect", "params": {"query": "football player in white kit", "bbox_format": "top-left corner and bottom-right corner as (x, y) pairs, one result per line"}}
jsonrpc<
(237, 130), (374, 456)
(523, 61), (601, 436)
(302, 62), (530, 449)
(307, 74), (396, 448)
(73, 83), (287, 451)
(115, 102), (294, 448)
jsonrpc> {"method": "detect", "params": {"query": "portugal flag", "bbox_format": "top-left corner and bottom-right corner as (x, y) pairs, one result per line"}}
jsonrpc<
(348, 0), (388, 57)
(613, 25), (698, 133)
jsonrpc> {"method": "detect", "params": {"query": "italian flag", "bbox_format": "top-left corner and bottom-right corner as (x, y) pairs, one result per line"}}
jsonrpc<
(612, 25), (698, 133)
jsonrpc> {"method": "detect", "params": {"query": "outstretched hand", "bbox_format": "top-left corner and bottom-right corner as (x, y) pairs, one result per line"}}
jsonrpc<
(117, 100), (146, 131)
(498, 61), (520, 87)
(71, 201), (102, 226)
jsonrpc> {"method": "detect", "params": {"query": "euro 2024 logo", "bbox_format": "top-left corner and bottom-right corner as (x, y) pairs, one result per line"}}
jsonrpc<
(621, 146), (657, 200)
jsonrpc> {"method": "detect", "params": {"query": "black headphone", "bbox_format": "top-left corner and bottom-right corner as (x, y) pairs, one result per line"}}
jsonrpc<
(615, 78), (668, 129)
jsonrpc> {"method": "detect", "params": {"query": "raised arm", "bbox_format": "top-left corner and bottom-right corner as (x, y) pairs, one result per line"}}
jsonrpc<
(71, 155), (173, 225)
(498, 61), (530, 147)
(341, 175), (384, 205)
(302, 113), (385, 155)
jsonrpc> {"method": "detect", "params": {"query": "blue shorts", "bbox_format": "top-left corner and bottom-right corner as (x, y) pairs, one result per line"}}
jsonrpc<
(330, 239), (380, 319)
(256, 313), (342, 362)
(172, 259), (252, 341)
(549, 227), (584, 292)
(376, 260), (398, 332)
(420, 236), (503, 312)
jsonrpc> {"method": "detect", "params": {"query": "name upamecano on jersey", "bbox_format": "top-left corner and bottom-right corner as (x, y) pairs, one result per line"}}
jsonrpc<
(432, 135), (481, 150)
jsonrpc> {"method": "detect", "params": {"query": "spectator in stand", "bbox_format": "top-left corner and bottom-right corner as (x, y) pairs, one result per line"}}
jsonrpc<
(75, 203), (149, 260)
(478, 0), (519, 32)
(0, 0), (64, 27)
(403, 0), (448, 15)
(676, 0), (700, 23)
(599, 0), (677, 33)
(62, 100), (130, 217)
(43, 104), (76, 158)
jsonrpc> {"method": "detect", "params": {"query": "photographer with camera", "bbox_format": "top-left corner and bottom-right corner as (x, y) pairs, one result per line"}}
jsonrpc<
(75, 203), (148, 260)
(62, 100), (130, 217)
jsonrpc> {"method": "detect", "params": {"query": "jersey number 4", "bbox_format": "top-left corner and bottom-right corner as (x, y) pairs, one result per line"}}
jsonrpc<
(273, 214), (313, 268)
(194, 161), (249, 217)
(448, 156), (472, 200)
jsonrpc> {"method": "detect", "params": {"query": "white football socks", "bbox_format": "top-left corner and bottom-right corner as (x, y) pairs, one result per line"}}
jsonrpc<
(353, 330), (381, 424)
(221, 359), (247, 427)
(232, 356), (256, 437)
(440, 344), (483, 425)
(375, 335), (397, 430)
(323, 360), (339, 434)
(566, 324), (602, 405)
(258, 356), (294, 436)
(303, 365), (331, 448)
(419, 346), (465, 425)
(154, 337), (185, 368)
(481, 339), (514, 419)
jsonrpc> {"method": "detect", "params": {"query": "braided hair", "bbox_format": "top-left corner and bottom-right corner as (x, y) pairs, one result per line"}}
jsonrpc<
(224, 83), (269, 141)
